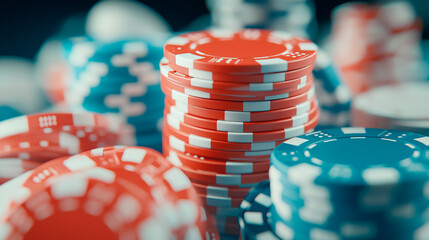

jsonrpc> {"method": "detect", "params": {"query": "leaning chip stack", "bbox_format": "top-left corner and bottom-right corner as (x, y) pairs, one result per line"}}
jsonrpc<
(161, 29), (319, 236)
(239, 127), (429, 239)
(352, 82), (429, 136)
(313, 49), (351, 129)
(206, 0), (317, 39)
(0, 112), (121, 184)
(0, 146), (219, 239)
(63, 37), (166, 151)
(331, 2), (422, 95)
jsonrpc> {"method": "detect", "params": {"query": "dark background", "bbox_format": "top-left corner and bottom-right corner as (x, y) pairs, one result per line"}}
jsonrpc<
(0, 0), (426, 59)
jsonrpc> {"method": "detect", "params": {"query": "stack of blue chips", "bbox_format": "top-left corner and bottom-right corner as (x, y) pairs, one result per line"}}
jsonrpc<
(313, 50), (352, 129)
(207, 0), (317, 39)
(62, 37), (166, 151)
(239, 127), (429, 240)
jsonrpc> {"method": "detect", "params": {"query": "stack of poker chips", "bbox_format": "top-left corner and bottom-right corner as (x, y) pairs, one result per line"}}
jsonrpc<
(161, 29), (319, 236)
(63, 37), (165, 151)
(0, 146), (220, 239)
(331, 2), (422, 95)
(313, 50), (352, 129)
(0, 112), (121, 185)
(239, 127), (429, 240)
(207, 0), (317, 39)
(352, 82), (429, 136)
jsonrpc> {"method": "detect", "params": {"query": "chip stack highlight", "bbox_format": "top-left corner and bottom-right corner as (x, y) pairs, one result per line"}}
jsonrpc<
(331, 2), (422, 95)
(207, 0), (317, 39)
(63, 37), (166, 151)
(239, 127), (429, 239)
(161, 29), (319, 236)
(352, 82), (429, 136)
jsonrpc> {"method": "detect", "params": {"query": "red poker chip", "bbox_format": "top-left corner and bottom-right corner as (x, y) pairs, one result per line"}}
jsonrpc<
(164, 140), (270, 174)
(0, 128), (119, 162)
(164, 123), (281, 152)
(0, 113), (122, 161)
(161, 63), (311, 94)
(2, 169), (173, 240)
(178, 165), (269, 186)
(203, 205), (241, 217)
(162, 73), (312, 99)
(192, 182), (251, 198)
(165, 96), (317, 122)
(162, 58), (315, 83)
(199, 194), (244, 208)
(163, 83), (315, 112)
(0, 146), (206, 240)
(165, 110), (320, 143)
(165, 101), (318, 133)
(164, 29), (317, 74)
(161, 75), (314, 101)
(160, 59), (311, 90)
(164, 131), (272, 161)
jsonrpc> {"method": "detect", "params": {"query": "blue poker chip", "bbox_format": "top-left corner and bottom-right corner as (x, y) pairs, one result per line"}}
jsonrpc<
(271, 128), (429, 187)
(63, 36), (166, 138)
(266, 127), (429, 240)
(313, 50), (344, 94)
(239, 180), (428, 240)
(239, 180), (281, 240)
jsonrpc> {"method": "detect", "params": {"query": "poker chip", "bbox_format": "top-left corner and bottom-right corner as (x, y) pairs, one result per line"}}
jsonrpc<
(166, 102), (318, 133)
(239, 127), (429, 240)
(162, 29), (319, 236)
(166, 111), (319, 143)
(160, 59), (311, 93)
(165, 58), (315, 83)
(63, 36), (166, 150)
(164, 30), (317, 74)
(239, 180), (281, 240)
(0, 112), (121, 168)
(163, 84), (316, 112)
(352, 82), (429, 135)
(331, 2), (422, 95)
(162, 75), (314, 102)
(164, 123), (282, 152)
(0, 146), (216, 239)
(166, 96), (317, 123)
(163, 145), (270, 174)
(312, 49), (352, 130)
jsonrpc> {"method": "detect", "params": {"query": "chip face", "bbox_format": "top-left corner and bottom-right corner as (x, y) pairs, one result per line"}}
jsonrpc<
(164, 29), (318, 74)
(272, 127), (429, 186)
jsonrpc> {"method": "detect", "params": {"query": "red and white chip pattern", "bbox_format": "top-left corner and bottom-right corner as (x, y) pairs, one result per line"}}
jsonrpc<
(161, 29), (319, 235)
(331, 2), (422, 95)
(0, 113), (122, 161)
(164, 29), (317, 74)
(0, 146), (218, 240)
(0, 112), (123, 185)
